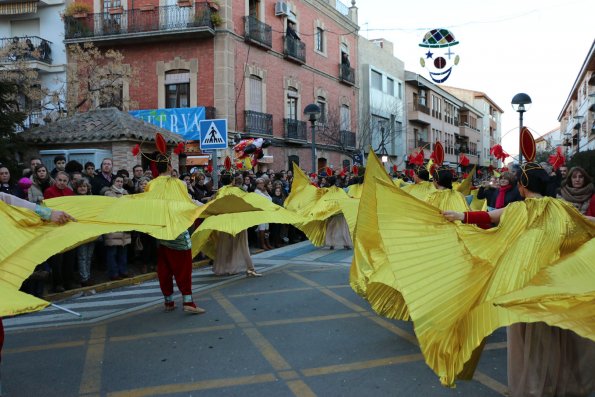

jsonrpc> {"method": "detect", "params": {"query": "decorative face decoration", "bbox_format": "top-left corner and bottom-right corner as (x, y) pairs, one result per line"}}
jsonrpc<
(419, 28), (460, 84)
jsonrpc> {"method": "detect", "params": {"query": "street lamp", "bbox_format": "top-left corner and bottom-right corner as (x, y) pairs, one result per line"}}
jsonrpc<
(304, 103), (321, 174)
(511, 93), (532, 164)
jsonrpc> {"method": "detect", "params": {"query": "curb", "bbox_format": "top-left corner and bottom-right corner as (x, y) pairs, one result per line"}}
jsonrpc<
(45, 258), (212, 302)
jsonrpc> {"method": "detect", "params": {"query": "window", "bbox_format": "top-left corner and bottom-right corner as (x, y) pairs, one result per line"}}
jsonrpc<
(340, 105), (350, 131)
(286, 87), (298, 120)
(397, 82), (402, 99)
(371, 70), (382, 90)
(419, 89), (427, 106)
(317, 96), (326, 123)
(387, 77), (394, 96)
(248, 75), (263, 112)
(315, 27), (324, 52)
(165, 70), (190, 108)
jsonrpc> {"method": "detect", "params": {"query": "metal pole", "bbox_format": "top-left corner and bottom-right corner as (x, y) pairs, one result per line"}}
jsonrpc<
(311, 121), (316, 174)
(212, 149), (218, 189)
(518, 111), (524, 165)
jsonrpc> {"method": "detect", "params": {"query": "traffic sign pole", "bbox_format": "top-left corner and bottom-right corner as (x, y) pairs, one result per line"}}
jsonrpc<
(212, 149), (218, 190)
(199, 119), (228, 191)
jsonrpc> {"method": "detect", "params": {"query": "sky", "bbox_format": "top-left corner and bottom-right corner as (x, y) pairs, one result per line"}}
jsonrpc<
(356, 0), (594, 158)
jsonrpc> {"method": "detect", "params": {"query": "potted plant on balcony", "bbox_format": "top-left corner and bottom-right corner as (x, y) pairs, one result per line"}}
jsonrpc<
(210, 11), (222, 27)
(64, 2), (92, 18)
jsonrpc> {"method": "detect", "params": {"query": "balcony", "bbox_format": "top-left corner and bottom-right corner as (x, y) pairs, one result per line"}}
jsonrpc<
(244, 110), (273, 135)
(284, 35), (306, 64)
(340, 130), (356, 148)
(339, 63), (355, 85)
(0, 36), (53, 65)
(243, 16), (272, 49)
(284, 118), (307, 141)
(64, 3), (214, 44)
(407, 102), (431, 126)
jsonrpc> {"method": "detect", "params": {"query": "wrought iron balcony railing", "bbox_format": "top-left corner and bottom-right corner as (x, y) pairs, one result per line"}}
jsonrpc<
(0, 36), (53, 64)
(284, 118), (307, 141)
(244, 110), (273, 135)
(284, 35), (306, 64)
(340, 130), (356, 148)
(244, 16), (272, 49)
(339, 63), (355, 85)
(64, 3), (212, 40)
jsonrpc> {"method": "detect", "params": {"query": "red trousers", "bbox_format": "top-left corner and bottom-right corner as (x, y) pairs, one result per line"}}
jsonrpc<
(157, 246), (193, 297)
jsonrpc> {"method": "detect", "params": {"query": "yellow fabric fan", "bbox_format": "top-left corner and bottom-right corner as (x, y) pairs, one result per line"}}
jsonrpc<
(347, 183), (363, 198)
(456, 165), (476, 195)
(191, 186), (306, 257)
(401, 181), (436, 201)
(0, 176), (204, 317)
(0, 284), (49, 317)
(469, 189), (488, 211)
(369, 179), (595, 386)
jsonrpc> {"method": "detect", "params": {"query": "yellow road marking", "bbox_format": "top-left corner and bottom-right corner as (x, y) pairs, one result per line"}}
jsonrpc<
(301, 353), (424, 377)
(278, 370), (300, 380)
(107, 373), (277, 397)
(227, 287), (313, 298)
(286, 271), (367, 312)
(474, 371), (508, 395)
(365, 316), (419, 346)
(256, 313), (359, 327)
(243, 327), (292, 371)
(110, 324), (235, 342)
(286, 380), (318, 397)
(485, 341), (507, 350)
(3, 340), (85, 354)
(79, 325), (107, 396)
(212, 291), (250, 324)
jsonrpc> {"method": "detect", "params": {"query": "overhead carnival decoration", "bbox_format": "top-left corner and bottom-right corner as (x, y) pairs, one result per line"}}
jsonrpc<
(548, 147), (566, 171)
(419, 28), (460, 84)
(232, 137), (272, 170)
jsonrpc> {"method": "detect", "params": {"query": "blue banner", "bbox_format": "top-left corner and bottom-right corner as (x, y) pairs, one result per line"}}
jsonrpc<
(129, 107), (206, 140)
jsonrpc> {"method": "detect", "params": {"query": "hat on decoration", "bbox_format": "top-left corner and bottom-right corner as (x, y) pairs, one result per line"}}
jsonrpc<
(548, 147), (565, 171)
(130, 132), (185, 178)
(223, 156), (232, 173)
(419, 28), (459, 48)
(326, 167), (333, 177)
(340, 167), (346, 177)
(520, 127), (536, 163)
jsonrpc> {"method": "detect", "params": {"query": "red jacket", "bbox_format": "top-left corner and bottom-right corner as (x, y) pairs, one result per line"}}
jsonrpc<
(587, 195), (595, 217)
(43, 185), (74, 199)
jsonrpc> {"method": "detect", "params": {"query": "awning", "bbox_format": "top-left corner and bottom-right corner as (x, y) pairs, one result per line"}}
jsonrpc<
(0, 1), (37, 15)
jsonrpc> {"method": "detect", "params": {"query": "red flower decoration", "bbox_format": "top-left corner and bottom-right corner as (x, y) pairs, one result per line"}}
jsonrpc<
(462, 172), (469, 179)
(224, 156), (232, 171)
(155, 133), (167, 155)
(131, 144), (140, 157)
(173, 142), (185, 155)
(352, 165), (359, 176)
(207, 165), (213, 174)
(408, 149), (425, 166)
(490, 144), (510, 162)
(392, 164), (398, 173)
(459, 153), (470, 167)
(326, 167), (333, 177)
(548, 146), (565, 171)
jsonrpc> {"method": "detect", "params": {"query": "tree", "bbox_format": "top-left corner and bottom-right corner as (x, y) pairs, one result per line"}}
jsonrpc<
(316, 101), (405, 164)
(66, 42), (137, 113)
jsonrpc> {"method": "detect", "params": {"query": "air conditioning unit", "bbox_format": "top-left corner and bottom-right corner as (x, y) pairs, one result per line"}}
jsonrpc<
(275, 1), (290, 16)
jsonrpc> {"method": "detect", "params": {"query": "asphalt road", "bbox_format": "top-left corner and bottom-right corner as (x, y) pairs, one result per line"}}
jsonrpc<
(2, 242), (508, 396)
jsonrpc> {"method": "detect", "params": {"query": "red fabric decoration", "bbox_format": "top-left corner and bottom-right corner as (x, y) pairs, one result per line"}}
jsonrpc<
(326, 167), (333, 177)
(490, 144), (510, 162)
(405, 169), (415, 178)
(352, 165), (359, 176)
(340, 167), (346, 177)
(207, 165), (213, 174)
(392, 164), (398, 173)
(155, 133), (167, 155)
(548, 146), (566, 171)
(488, 165), (494, 175)
(131, 144), (140, 157)
(462, 173), (469, 179)
(310, 173), (317, 178)
(173, 142), (185, 155)
(431, 142), (444, 166)
(477, 170), (483, 176)
(224, 156), (232, 171)
(501, 167), (509, 172)
(408, 149), (425, 166)
(459, 153), (470, 166)
(520, 127), (536, 162)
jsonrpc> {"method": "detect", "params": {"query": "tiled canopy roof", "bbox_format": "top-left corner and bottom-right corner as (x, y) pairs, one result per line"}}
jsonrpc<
(21, 108), (183, 144)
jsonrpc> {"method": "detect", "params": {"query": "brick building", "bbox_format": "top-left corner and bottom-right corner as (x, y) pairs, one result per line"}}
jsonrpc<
(64, 0), (360, 173)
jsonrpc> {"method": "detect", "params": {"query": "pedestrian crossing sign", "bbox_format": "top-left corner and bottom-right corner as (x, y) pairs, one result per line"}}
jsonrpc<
(199, 119), (228, 149)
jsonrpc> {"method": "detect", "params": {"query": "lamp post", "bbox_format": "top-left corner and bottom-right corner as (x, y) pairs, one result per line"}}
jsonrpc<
(304, 103), (321, 174)
(511, 93), (532, 164)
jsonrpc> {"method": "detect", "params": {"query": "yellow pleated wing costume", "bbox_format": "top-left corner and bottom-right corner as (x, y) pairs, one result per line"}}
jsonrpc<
(191, 186), (306, 258)
(1, 176), (203, 317)
(368, 179), (595, 386)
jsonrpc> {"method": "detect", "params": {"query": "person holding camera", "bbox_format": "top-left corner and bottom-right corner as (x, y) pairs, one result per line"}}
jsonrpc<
(477, 172), (523, 209)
